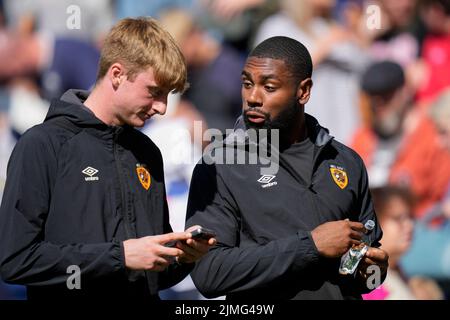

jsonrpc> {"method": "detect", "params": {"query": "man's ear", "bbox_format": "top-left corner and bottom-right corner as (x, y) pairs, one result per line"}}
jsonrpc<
(109, 63), (126, 88)
(297, 78), (313, 105)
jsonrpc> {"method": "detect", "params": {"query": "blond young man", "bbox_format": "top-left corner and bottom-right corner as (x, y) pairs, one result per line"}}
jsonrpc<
(0, 17), (215, 300)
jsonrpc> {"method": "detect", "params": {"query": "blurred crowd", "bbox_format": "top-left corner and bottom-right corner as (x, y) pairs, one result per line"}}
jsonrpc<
(1, 0), (450, 300)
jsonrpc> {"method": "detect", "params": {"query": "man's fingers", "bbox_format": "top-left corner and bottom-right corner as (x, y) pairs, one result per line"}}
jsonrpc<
(176, 237), (217, 263)
(348, 221), (365, 232)
(360, 248), (389, 269)
(185, 225), (201, 233)
(177, 242), (198, 256)
(158, 245), (184, 257)
(360, 256), (377, 266)
(155, 257), (170, 266)
(360, 257), (388, 274)
(153, 232), (191, 244)
(366, 247), (389, 262)
(153, 257), (171, 271)
(207, 237), (217, 246)
(349, 230), (363, 240)
(185, 237), (217, 250)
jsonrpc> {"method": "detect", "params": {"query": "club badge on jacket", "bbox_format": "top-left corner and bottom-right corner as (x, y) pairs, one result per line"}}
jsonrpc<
(136, 163), (151, 190)
(329, 164), (348, 189)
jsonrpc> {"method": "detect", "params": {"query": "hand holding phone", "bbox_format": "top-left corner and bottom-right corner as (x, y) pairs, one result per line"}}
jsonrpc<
(165, 226), (216, 247)
(190, 227), (216, 241)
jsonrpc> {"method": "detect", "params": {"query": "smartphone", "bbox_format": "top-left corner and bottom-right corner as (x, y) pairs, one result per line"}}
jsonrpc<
(190, 227), (216, 241)
(165, 227), (216, 247)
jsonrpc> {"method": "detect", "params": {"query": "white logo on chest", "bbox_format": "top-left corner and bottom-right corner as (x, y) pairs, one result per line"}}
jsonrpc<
(257, 174), (277, 188)
(82, 167), (99, 181)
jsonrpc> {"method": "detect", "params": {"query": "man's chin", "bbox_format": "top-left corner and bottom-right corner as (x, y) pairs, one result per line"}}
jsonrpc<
(244, 117), (267, 130)
(125, 117), (146, 128)
(135, 120), (147, 128)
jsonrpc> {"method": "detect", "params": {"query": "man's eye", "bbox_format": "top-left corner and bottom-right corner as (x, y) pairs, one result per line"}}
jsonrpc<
(242, 81), (252, 88)
(265, 86), (276, 92)
(148, 90), (161, 98)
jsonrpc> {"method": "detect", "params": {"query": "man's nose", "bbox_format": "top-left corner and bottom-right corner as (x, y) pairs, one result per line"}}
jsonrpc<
(246, 87), (262, 107)
(152, 97), (168, 115)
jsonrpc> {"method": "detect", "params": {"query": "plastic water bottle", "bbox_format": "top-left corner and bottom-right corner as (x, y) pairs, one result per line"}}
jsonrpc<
(339, 220), (375, 275)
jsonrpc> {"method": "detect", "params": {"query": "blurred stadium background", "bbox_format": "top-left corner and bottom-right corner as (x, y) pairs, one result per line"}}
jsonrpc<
(1, 0), (450, 300)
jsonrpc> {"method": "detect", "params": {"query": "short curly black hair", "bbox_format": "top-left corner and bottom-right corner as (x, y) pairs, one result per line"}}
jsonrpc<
(249, 36), (313, 81)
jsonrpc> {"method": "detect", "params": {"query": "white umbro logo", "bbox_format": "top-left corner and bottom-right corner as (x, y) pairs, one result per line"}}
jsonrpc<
(82, 167), (99, 181)
(257, 175), (277, 188)
(258, 175), (275, 184)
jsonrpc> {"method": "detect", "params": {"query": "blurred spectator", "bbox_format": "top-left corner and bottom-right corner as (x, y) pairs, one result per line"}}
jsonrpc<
(141, 93), (206, 300)
(0, 29), (99, 101)
(416, 0), (450, 105)
(0, 109), (13, 200)
(159, 9), (245, 133)
(0, 0), (4, 26)
(401, 180), (450, 282)
(3, 0), (113, 43)
(363, 186), (444, 300)
(194, 0), (275, 51)
(365, 0), (429, 96)
(369, 0), (420, 67)
(3, 81), (49, 138)
(352, 61), (450, 217)
(116, 0), (274, 52)
(142, 94), (203, 235)
(253, 0), (370, 144)
(429, 88), (450, 152)
(0, 82), (29, 302)
(199, 0), (266, 23)
(400, 99), (450, 283)
(115, 0), (194, 20)
(352, 61), (411, 186)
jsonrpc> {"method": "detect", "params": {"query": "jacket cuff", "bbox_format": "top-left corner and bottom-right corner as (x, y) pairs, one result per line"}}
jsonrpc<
(114, 239), (127, 272)
(293, 230), (320, 268)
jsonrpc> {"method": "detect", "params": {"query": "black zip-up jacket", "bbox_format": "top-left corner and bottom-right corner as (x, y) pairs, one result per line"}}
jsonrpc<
(0, 90), (192, 299)
(186, 114), (383, 300)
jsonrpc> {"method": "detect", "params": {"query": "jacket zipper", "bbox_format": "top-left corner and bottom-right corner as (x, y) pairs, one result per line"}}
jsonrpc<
(309, 142), (329, 191)
(277, 140), (330, 189)
(113, 131), (133, 239)
(278, 140), (331, 227)
(307, 142), (333, 225)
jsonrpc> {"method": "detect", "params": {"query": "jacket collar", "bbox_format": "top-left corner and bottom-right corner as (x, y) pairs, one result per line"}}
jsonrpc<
(44, 89), (132, 135)
(225, 113), (333, 147)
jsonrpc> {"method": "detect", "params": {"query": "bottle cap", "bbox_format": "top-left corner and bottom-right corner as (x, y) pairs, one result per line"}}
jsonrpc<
(364, 220), (375, 231)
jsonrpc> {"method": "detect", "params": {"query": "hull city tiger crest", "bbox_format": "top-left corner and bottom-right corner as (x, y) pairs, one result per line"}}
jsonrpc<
(329, 164), (348, 189)
(136, 163), (151, 190)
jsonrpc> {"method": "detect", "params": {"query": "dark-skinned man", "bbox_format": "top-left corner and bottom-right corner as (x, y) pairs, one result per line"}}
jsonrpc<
(186, 36), (388, 300)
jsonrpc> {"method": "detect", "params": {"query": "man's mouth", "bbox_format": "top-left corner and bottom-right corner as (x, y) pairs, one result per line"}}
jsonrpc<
(245, 110), (266, 124)
(139, 112), (152, 121)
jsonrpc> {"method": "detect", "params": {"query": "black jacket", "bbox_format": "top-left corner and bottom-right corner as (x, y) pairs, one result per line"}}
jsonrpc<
(186, 114), (382, 300)
(0, 90), (192, 299)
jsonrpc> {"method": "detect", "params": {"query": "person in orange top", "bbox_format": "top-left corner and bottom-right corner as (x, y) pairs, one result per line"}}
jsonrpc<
(352, 61), (450, 218)
(416, 0), (450, 106)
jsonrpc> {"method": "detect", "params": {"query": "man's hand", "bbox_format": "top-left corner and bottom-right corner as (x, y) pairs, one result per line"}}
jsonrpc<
(311, 220), (365, 258)
(123, 232), (192, 272)
(356, 247), (389, 284)
(174, 225), (217, 264)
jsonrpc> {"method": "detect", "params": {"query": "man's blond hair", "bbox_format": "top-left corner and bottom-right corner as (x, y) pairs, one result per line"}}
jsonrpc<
(97, 17), (188, 93)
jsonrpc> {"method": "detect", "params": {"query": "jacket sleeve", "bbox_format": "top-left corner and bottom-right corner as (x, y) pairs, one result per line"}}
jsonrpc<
(341, 155), (384, 295)
(0, 129), (125, 286)
(158, 179), (194, 290)
(355, 156), (383, 248)
(185, 162), (320, 298)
